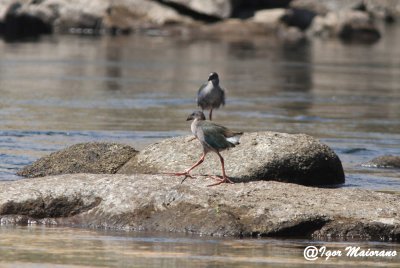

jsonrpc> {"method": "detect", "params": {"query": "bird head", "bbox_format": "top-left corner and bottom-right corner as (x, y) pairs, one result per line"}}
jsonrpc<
(187, 111), (206, 121)
(207, 72), (219, 84)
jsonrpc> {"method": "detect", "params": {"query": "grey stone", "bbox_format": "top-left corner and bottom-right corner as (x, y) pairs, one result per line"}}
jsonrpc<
(0, 174), (399, 240)
(363, 155), (400, 169)
(118, 132), (345, 186)
(17, 142), (138, 178)
(252, 8), (286, 26)
(162, 0), (232, 19)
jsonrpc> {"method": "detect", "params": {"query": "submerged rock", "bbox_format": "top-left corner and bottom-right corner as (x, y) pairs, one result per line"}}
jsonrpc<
(0, 174), (399, 241)
(118, 132), (345, 186)
(17, 142), (138, 178)
(363, 155), (400, 169)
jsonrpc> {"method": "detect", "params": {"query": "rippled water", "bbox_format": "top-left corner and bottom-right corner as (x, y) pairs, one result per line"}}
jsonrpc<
(0, 226), (399, 267)
(0, 32), (399, 190)
(0, 25), (400, 266)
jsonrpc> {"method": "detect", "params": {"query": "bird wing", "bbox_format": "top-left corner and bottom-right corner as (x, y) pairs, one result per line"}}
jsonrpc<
(198, 121), (238, 150)
(197, 83), (207, 95)
(196, 83), (207, 106)
(221, 88), (225, 106)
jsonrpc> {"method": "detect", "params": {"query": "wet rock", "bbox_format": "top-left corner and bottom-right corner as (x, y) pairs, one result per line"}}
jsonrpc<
(314, 219), (400, 241)
(118, 132), (345, 186)
(362, 155), (400, 169)
(161, 0), (232, 19)
(17, 142), (138, 178)
(0, 174), (399, 241)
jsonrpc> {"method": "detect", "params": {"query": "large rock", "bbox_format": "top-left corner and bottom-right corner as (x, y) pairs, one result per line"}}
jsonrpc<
(0, 174), (399, 240)
(0, 2), (53, 40)
(309, 10), (381, 42)
(17, 142), (138, 178)
(252, 8), (286, 26)
(118, 132), (345, 186)
(0, 0), (194, 37)
(162, 0), (232, 19)
(363, 155), (400, 169)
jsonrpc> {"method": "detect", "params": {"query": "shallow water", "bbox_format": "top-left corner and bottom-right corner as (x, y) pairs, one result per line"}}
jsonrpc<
(0, 32), (399, 189)
(0, 226), (399, 267)
(0, 25), (400, 267)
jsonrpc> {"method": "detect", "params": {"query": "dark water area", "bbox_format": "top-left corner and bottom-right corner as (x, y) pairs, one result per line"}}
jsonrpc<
(0, 30), (399, 190)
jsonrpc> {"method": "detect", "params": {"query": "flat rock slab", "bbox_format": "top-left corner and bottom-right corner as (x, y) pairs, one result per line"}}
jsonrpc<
(0, 174), (399, 241)
(118, 132), (345, 185)
(363, 155), (400, 169)
(17, 142), (138, 178)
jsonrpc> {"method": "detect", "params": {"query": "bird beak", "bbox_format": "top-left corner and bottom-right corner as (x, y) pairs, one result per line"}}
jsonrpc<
(186, 115), (194, 121)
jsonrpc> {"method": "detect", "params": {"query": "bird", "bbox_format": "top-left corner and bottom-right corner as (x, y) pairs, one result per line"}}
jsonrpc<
(197, 72), (225, 121)
(170, 111), (242, 186)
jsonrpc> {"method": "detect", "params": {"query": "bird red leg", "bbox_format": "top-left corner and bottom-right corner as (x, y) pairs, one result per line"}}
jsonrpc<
(209, 109), (213, 121)
(165, 152), (206, 183)
(207, 152), (234, 187)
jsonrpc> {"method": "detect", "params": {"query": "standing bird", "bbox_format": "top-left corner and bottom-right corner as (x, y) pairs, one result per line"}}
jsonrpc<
(171, 111), (242, 186)
(197, 72), (225, 121)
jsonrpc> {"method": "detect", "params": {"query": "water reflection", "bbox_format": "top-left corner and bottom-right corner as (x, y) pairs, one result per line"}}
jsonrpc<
(0, 226), (399, 267)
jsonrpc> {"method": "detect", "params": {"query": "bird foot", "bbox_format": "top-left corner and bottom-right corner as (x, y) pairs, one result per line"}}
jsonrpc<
(206, 175), (234, 187)
(164, 171), (196, 184)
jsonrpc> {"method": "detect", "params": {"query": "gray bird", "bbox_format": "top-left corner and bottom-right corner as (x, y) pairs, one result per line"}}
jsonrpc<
(197, 72), (225, 121)
(171, 111), (242, 186)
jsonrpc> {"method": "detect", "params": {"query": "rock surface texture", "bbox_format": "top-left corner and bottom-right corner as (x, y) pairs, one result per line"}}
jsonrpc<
(118, 132), (345, 186)
(0, 174), (399, 241)
(17, 142), (138, 178)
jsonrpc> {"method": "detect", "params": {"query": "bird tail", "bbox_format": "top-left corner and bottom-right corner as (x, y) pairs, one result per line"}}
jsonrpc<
(226, 132), (243, 145)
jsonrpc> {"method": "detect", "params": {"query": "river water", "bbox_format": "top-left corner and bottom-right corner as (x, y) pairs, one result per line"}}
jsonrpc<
(0, 24), (399, 266)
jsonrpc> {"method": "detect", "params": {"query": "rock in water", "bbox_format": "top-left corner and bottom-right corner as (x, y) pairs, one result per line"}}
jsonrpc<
(363, 155), (400, 169)
(17, 142), (138, 178)
(118, 131), (345, 186)
(0, 174), (398, 240)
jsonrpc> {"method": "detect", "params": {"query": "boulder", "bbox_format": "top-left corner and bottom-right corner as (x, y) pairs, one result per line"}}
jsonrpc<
(17, 142), (138, 178)
(0, 2), (53, 40)
(252, 8), (286, 26)
(0, 0), (194, 37)
(289, 0), (329, 16)
(0, 174), (399, 240)
(118, 132), (345, 186)
(363, 155), (400, 169)
(309, 10), (381, 42)
(162, 0), (232, 19)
